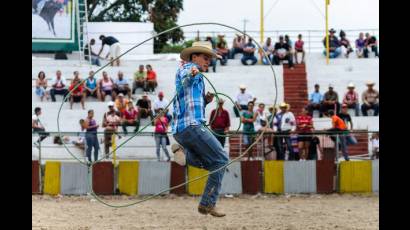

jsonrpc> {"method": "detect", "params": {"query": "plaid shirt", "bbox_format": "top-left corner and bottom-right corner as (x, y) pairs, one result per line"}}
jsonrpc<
(172, 62), (207, 134)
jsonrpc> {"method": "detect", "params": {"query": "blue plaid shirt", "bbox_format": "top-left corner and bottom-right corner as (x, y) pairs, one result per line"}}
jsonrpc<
(172, 62), (207, 134)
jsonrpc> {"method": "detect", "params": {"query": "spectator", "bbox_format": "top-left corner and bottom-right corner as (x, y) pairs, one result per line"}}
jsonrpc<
(296, 107), (314, 161)
(273, 103), (296, 160)
(308, 84), (324, 117)
(83, 109), (99, 163)
(50, 70), (69, 102)
(209, 98), (231, 148)
(338, 104), (358, 146)
(98, 35), (121, 66)
(68, 77), (85, 110)
(284, 34), (294, 60)
(136, 92), (154, 119)
(216, 35), (229, 66)
(321, 84), (340, 116)
(262, 37), (274, 65)
(114, 93), (129, 115)
(273, 35), (294, 69)
(254, 103), (267, 131)
(153, 91), (171, 121)
(73, 119), (86, 151)
(84, 71), (101, 101)
(327, 110), (350, 161)
(205, 37), (218, 72)
(294, 34), (305, 64)
(323, 28), (341, 58)
(122, 101), (140, 135)
(102, 101), (122, 159)
(99, 71), (116, 102)
(241, 101), (258, 160)
(355, 32), (366, 58)
(265, 106), (277, 155)
(145, 64), (158, 93)
(361, 81), (379, 116)
(234, 84), (256, 117)
(370, 132), (379, 160)
(132, 65), (146, 94)
(84, 38), (101, 66)
(113, 71), (131, 99)
(342, 83), (360, 116)
(154, 108), (171, 161)
(364, 33), (379, 58)
(35, 71), (49, 101)
(32, 107), (49, 146)
(241, 37), (258, 65)
(339, 30), (353, 58)
(229, 33), (245, 59)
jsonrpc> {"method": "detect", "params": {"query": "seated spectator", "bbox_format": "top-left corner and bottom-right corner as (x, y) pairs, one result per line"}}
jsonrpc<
(364, 33), (379, 58)
(355, 32), (366, 58)
(114, 93), (129, 115)
(84, 38), (101, 66)
(370, 132), (379, 159)
(241, 101), (258, 160)
(262, 37), (274, 65)
(361, 81), (379, 116)
(133, 65), (146, 94)
(72, 71), (82, 83)
(216, 35), (229, 66)
(99, 71), (116, 102)
(273, 103), (296, 160)
(321, 84), (340, 116)
(113, 71), (131, 99)
(205, 37), (218, 72)
(342, 83), (360, 116)
(294, 34), (305, 64)
(241, 37), (258, 65)
(273, 35), (294, 69)
(339, 30), (353, 58)
(322, 29), (341, 58)
(308, 84), (324, 117)
(68, 77), (85, 110)
(136, 92), (154, 119)
(102, 101), (122, 158)
(84, 71), (101, 101)
(35, 71), (49, 101)
(229, 34), (245, 59)
(154, 108), (171, 162)
(145, 64), (158, 93)
(209, 98), (231, 148)
(327, 110), (349, 161)
(234, 84), (257, 117)
(154, 91), (171, 121)
(122, 101), (140, 134)
(296, 107), (314, 161)
(284, 34), (294, 60)
(50, 70), (69, 102)
(32, 107), (49, 146)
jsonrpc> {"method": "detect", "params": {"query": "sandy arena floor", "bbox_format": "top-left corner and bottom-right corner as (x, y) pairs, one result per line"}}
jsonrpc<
(32, 194), (378, 230)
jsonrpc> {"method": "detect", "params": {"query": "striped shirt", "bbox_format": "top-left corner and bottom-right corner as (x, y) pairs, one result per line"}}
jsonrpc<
(172, 62), (207, 134)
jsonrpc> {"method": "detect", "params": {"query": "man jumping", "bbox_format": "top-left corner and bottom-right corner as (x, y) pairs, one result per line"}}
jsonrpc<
(171, 41), (228, 217)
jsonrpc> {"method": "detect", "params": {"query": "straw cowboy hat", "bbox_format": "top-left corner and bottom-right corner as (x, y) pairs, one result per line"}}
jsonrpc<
(239, 84), (246, 89)
(347, 83), (355, 88)
(366, 80), (375, 86)
(279, 102), (289, 108)
(180, 41), (218, 61)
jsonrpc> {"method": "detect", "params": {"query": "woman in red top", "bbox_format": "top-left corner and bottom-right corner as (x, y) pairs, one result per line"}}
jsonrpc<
(145, 64), (158, 93)
(296, 107), (314, 160)
(294, 34), (305, 64)
(69, 78), (85, 110)
(154, 108), (170, 161)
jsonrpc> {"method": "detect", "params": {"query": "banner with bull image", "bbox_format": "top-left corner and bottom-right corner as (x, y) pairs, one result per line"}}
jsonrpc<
(32, 0), (76, 47)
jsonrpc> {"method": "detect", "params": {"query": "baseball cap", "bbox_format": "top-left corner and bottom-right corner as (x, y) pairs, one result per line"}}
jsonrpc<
(107, 101), (115, 107)
(158, 91), (164, 96)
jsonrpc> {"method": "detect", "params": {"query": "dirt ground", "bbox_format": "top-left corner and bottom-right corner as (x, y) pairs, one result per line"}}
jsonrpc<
(32, 194), (378, 230)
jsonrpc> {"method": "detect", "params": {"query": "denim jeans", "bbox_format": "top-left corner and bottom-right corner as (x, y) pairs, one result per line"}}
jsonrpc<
(346, 134), (358, 146)
(212, 129), (226, 148)
(85, 132), (99, 162)
(361, 103), (379, 116)
(155, 134), (170, 161)
(336, 134), (349, 161)
(262, 55), (273, 65)
(323, 47), (341, 58)
(241, 55), (257, 65)
(174, 125), (229, 207)
(91, 55), (101, 66)
(275, 131), (295, 160)
(229, 47), (243, 59)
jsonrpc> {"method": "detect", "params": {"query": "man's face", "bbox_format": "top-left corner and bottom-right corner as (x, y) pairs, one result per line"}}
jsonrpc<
(365, 33), (370, 38)
(37, 110), (42, 116)
(240, 88), (246, 93)
(192, 53), (211, 72)
(128, 103), (133, 109)
(88, 110), (94, 117)
(248, 103), (254, 111)
(108, 106), (114, 112)
(280, 107), (286, 112)
(259, 104), (265, 110)
(342, 106), (348, 113)
(90, 40), (95, 45)
(279, 37), (284, 43)
(56, 71), (61, 78)
(118, 73), (123, 79)
(315, 86), (319, 92)
(159, 95), (163, 100)
(329, 87), (333, 92)
(89, 71), (94, 78)
(367, 85), (374, 90)
(143, 96), (148, 101)
(298, 35), (302, 40)
(74, 71), (79, 78)
(348, 87), (354, 92)
(330, 32), (335, 37)
(359, 33), (364, 39)
(139, 66), (144, 72)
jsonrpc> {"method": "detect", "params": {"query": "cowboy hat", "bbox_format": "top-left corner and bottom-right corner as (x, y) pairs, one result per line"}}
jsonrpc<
(347, 83), (355, 88)
(366, 80), (375, 86)
(180, 41), (218, 61)
(239, 84), (246, 89)
(279, 102), (288, 108)
(329, 28), (336, 33)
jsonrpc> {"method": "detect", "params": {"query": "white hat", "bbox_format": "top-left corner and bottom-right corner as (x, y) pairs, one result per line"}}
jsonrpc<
(180, 41), (218, 61)
(366, 81), (375, 86)
(347, 83), (355, 88)
(107, 101), (115, 107)
(239, 84), (246, 89)
(118, 93), (124, 97)
(279, 102), (288, 108)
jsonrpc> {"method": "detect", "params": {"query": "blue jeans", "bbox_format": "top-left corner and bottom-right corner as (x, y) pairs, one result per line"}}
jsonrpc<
(155, 134), (170, 161)
(85, 132), (99, 162)
(174, 125), (229, 207)
(323, 47), (341, 58)
(262, 55), (273, 65)
(229, 47), (243, 59)
(91, 55), (101, 66)
(241, 55), (257, 65)
(337, 134), (349, 161)
(346, 134), (358, 146)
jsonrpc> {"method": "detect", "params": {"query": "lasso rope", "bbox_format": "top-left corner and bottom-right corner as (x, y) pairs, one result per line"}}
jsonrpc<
(56, 22), (279, 208)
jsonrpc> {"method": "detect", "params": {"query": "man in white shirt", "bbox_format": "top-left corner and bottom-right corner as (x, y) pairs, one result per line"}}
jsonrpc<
(273, 102), (296, 160)
(50, 70), (69, 102)
(234, 84), (257, 117)
(32, 107), (49, 146)
(153, 91), (171, 121)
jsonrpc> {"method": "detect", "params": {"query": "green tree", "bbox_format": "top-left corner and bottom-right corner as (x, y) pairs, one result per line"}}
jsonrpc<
(87, 0), (184, 53)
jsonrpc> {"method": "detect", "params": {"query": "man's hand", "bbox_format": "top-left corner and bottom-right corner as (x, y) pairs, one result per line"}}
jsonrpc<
(191, 66), (199, 76)
(205, 92), (214, 103)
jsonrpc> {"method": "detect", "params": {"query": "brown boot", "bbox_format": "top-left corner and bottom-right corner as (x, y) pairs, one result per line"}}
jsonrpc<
(198, 205), (226, 217)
